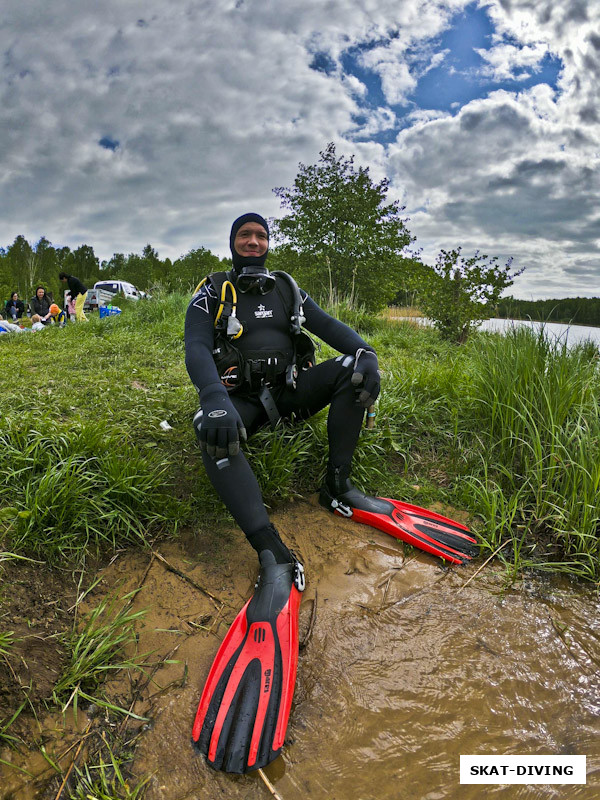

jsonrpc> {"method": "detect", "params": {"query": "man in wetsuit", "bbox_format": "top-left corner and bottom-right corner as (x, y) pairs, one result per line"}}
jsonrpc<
(184, 213), (380, 566)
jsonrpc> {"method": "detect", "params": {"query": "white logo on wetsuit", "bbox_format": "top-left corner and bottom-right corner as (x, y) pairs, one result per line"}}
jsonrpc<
(192, 294), (210, 313)
(192, 284), (216, 313)
(207, 409), (228, 418)
(254, 304), (273, 319)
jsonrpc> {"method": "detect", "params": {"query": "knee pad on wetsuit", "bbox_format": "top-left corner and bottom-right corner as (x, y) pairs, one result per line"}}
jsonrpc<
(334, 354), (356, 388)
(335, 354), (354, 369)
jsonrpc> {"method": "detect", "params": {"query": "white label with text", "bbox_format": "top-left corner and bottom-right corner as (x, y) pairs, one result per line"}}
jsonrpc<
(460, 755), (586, 784)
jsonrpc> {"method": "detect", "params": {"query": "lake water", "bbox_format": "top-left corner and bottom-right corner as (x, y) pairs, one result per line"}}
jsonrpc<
(479, 318), (600, 348)
(399, 315), (600, 348)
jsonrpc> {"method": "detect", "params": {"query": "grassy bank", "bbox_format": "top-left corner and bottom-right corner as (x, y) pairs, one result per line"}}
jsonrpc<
(2, 292), (600, 796)
(2, 293), (600, 580)
(460, 327), (600, 581)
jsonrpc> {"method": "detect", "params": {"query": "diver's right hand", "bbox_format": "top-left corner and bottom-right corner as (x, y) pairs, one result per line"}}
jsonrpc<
(351, 349), (380, 407)
(196, 389), (247, 458)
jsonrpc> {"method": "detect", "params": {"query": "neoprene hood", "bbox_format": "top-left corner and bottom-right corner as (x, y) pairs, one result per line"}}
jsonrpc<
(229, 213), (270, 272)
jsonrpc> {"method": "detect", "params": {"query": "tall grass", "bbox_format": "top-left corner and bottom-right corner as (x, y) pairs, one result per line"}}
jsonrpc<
(0, 633), (25, 753)
(3, 293), (600, 580)
(322, 295), (383, 335)
(0, 702), (26, 752)
(0, 420), (176, 561)
(0, 630), (17, 659)
(68, 739), (151, 800)
(462, 326), (600, 579)
(245, 412), (391, 503)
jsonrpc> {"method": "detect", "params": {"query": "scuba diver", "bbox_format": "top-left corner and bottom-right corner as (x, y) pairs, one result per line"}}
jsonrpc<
(186, 212), (477, 774)
(185, 212), (381, 568)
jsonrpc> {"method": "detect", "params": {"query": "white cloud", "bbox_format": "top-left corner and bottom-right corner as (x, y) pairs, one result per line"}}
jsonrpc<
(342, 74), (368, 98)
(350, 108), (398, 138)
(405, 108), (452, 124)
(387, 79), (600, 296)
(1, 0), (599, 299)
(382, 1), (600, 298)
(475, 42), (550, 81)
(359, 42), (417, 105)
(2, 1), (361, 257)
(2, 0), (449, 259)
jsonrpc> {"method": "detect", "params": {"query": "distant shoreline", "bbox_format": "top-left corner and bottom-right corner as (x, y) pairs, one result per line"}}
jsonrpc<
(496, 315), (600, 330)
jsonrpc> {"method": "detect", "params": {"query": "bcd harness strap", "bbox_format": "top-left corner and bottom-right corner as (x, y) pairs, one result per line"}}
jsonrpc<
(258, 384), (281, 428)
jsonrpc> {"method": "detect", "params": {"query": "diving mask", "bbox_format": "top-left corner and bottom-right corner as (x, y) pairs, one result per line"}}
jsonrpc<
(236, 266), (276, 295)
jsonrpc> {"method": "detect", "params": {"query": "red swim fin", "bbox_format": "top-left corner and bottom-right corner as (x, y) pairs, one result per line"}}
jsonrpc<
(192, 559), (304, 773)
(320, 487), (477, 565)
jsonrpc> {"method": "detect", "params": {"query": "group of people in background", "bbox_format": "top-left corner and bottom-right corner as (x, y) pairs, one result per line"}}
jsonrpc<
(1, 273), (88, 334)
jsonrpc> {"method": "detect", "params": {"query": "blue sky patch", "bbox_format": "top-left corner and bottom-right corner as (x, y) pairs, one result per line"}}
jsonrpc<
(341, 35), (389, 108)
(310, 51), (337, 75)
(99, 136), (119, 151)
(342, 2), (562, 143)
(413, 4), (561, 112)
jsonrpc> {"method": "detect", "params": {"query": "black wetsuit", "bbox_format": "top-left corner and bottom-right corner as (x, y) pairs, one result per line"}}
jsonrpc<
(185, 274), (374, 539)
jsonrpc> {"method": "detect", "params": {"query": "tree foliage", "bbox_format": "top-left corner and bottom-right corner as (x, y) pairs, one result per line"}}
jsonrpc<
(171, 247), (225, 292)
(497, 296), (600, 326)
(0, 235), (227, 313)
(417, 248), (525, 343)
(1, 235), (83, 304)
(272, 142), (414, 311)
(102, 245), (225, 292)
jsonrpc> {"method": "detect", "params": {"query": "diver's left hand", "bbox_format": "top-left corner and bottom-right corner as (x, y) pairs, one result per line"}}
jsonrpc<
(351, 349), (380, 407)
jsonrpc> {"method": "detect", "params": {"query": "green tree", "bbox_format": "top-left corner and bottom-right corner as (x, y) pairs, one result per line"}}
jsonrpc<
(497, 296), (600, 327)
(0, 237), (101, 304)
(99, 245), (172, 292)
(418, 248), (525, 344)
(68, 245), (100, 287)
(34, 237), (59, 292)
(5, 235), (36, 297)
(140, 244), (162, 286)
(272, 142), (414, 311)
(101, 253), (127, 278)
(171, 247), (223, 293)
(157, 257), (173, 287)
(0, 248), (12, 309)
(120, 254), (147, 290)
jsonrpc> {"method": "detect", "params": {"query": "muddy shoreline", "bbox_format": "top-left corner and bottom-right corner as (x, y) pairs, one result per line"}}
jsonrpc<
(1, 497), (599, 800)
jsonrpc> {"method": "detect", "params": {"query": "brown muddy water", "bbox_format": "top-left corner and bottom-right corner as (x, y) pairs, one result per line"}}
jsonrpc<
(1, 498), (599, 800)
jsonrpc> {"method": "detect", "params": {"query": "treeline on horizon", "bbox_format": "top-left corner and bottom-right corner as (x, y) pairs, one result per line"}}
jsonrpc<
(0, 232), (414, 309)
(497, 296), (600, 327)
(3, 233), (598, 327)
(0, 234), (229, 306)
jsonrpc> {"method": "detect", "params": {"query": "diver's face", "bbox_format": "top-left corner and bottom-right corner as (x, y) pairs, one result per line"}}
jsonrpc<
(234, 222), (268, 259)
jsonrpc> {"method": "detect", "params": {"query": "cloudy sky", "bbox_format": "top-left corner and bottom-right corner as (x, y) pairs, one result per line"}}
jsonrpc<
(2, 0), (599, 299)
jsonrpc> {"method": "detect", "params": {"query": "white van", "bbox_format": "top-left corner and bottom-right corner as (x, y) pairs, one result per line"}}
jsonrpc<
(93, 280), (142, 301)
(76, 280), (143, 312)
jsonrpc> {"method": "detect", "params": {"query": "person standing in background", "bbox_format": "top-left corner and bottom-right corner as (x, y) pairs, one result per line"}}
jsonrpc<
(59, 272), (88, 321)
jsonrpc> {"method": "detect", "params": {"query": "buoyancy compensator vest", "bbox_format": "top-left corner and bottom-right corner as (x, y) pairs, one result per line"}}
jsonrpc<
(195, 270), (317, 395)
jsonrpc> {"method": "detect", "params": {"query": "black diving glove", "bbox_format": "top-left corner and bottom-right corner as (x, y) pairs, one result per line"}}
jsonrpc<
(197, 386), (247, 458)
(351, 349), (380, 407)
